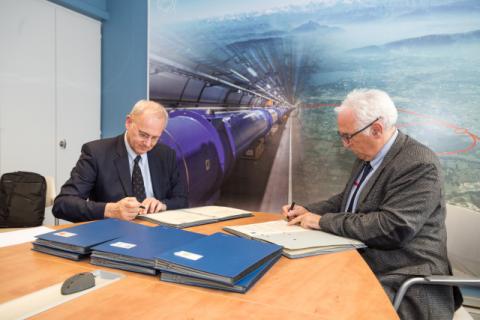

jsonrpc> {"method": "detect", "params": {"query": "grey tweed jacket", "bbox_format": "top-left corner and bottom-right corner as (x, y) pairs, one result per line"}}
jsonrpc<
(307, 131), (457, 319)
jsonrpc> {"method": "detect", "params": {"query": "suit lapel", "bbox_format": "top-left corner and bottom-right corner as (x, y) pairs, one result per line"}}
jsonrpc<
(356, 131), (407, 209)
(341, 160), (364, 211)
(148, 147), (162, 199)
(113, 134), (133, 196)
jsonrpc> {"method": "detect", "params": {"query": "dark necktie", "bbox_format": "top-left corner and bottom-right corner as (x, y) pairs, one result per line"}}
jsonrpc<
(132, 155), (146, 202)
(346, 162), (372, 213)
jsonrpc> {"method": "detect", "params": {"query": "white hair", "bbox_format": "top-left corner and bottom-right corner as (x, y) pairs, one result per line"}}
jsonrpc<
(335, 89), (398, 132)
(129, 100), (169, 128)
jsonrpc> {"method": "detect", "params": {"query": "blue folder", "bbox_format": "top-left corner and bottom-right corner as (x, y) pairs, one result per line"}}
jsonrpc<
(90, 226), (206, 274)
(34, 219), (149, 254)
(160, 253), (281, 293)
(155, 232), (282, 285)
(32, 243), (89, 261)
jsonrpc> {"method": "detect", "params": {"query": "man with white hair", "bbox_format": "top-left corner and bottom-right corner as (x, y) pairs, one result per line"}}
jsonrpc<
(282, 89), (461, 319)
(53, 100), (188, 222)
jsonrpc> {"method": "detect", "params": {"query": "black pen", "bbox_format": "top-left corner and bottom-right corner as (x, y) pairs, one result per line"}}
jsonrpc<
(287, 201), (295, 221)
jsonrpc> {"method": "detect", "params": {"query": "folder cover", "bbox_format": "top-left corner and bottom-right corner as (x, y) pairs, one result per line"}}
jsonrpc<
(90, 226), (206, 274)
(155, 232), (282, 285)
(33, 219), (150, 254)
(160, 253), (281, 293)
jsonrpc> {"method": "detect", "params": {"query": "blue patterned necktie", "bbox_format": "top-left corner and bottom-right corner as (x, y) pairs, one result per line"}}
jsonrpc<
(132, 155), (146, 202)
(346, 162), (372, 213)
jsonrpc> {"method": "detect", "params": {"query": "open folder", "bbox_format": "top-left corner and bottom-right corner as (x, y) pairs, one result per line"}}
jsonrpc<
(137, 206), (252, 228)
(224, 220), (366, 258)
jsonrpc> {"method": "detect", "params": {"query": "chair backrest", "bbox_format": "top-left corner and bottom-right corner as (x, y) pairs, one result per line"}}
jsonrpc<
(393, 205), (479, 319)
(44, 176), (56, 207)
(446, 204), (480, 318)
(445, 204), (480, 277)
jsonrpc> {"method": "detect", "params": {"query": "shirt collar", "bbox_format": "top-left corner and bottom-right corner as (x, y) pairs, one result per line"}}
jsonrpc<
(370, 129), (398, 169)
(124, 132), (147, 163)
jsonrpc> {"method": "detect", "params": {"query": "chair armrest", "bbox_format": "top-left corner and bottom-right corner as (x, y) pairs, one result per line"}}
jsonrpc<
(393, 276), (480, 310)
(426, 275), (480, 287)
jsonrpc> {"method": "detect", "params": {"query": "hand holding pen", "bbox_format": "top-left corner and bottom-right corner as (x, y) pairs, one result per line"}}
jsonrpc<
(281, 202), (295, 221)
(282, 202), (308, 222)
(287, 202), (296, 221)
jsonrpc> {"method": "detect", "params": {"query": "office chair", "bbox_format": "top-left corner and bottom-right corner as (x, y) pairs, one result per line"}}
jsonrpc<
(44, 176), (58, 226)
(393, 204), (480, 320)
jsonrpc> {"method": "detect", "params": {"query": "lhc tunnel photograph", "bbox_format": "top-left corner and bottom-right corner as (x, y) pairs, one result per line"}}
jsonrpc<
(148, 0), (480, 214)
(2, 1), (480, 319)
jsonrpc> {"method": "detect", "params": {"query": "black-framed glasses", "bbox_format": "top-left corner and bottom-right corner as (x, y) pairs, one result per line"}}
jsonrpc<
(337, 117), (381, 144)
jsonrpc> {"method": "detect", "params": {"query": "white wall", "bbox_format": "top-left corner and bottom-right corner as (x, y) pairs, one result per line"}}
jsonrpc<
(0, 0), (101, 225)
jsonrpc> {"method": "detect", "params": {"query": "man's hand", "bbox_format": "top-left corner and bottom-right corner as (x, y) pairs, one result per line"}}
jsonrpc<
(288, 212), (321, 230)
(139, 198), (166, 214)
(281, 203), (308, 221)
(104, 197), (141, 221)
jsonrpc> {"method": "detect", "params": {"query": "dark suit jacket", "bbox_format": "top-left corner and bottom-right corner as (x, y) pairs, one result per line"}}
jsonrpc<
(53, 134), (188, 222)
(307, 131), (458, 319)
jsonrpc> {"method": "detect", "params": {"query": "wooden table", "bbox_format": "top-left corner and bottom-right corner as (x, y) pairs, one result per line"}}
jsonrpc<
(0, 213), (399, 319)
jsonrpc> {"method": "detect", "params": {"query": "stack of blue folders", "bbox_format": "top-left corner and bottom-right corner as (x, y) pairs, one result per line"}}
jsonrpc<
(32, 219), (149, 261)
(155, 232), (283, 293)
(90, 226), (206, 275)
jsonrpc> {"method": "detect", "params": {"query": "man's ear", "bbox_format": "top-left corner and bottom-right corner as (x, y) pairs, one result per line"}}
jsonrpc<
(371, 123), (383, 137)
(125, 115), (133, 130)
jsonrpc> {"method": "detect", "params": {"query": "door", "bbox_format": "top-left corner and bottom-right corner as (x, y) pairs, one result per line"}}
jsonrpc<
(55, 7), (101, 194)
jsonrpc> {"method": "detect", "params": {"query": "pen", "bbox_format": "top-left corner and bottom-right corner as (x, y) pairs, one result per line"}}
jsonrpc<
(139, 205), (146, 210)
(287, 201), (295, 221)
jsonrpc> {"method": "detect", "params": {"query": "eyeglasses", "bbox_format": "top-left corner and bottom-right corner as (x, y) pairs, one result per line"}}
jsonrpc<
(138, 129), (160, 143)
(337, 117), (381, 144)
(132, 122), (160, 143)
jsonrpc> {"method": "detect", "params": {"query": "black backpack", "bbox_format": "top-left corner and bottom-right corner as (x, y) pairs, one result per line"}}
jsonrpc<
(0, 171), (46, 227)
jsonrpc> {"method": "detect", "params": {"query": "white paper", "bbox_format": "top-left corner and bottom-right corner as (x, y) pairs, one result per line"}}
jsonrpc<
(185, 206), (250, 219)
(110, 241), (137, 249)
(0, 226), (54, 248)
(141, 206), (250, 225)
(174, 250), (203, 261)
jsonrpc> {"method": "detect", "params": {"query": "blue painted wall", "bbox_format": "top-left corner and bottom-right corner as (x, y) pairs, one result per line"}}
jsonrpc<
(102, 0), (149, 137)
(49, 0), (149, 138)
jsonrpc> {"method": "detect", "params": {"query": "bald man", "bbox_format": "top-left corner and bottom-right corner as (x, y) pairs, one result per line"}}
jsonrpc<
(53, 100), (188, 222)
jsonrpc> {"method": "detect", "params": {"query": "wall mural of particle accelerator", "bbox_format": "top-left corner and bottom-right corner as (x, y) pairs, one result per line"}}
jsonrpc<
(160, 107), (292, 206)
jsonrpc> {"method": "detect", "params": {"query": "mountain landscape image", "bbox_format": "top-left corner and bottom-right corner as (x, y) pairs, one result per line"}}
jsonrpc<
(150, 0), (480, 211)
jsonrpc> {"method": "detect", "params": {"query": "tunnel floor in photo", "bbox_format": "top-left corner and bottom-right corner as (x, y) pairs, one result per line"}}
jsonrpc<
(215, 118), (291, 213)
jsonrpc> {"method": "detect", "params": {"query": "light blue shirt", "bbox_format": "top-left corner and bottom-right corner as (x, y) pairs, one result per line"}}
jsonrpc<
(124, 133), (154, 199)
(346, 130), (398, 213)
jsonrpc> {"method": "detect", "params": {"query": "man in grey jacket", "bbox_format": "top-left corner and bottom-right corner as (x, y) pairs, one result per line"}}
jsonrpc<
(283, 89), (460, 319)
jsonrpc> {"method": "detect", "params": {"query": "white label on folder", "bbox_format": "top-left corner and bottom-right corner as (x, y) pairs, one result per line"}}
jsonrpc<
(174, 250), (203, 261)
(53, 231), (77, 238)
(110, 242), (136, 249)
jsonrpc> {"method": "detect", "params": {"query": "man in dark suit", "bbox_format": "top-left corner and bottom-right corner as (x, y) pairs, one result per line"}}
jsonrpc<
(283, 89), (460, 319)
(53, 100), (188, 222)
